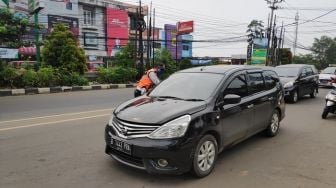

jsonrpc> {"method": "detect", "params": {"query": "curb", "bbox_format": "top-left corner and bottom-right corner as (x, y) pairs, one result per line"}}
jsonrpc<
(0, 84), (137, 97)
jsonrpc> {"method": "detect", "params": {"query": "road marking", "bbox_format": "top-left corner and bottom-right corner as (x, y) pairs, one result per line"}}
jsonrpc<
(0, 108), (114, 124)
(0, 114), (111, 132)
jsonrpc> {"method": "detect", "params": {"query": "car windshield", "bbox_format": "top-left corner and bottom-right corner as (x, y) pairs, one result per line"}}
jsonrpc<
(275, 67), (300, 77)
(321, 67), (336, 74)
(149, 72), (223, 100)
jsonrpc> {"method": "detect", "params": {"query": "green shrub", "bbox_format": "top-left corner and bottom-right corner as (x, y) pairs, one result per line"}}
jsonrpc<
(37, 67), (55, 87)
(97, 67), (137, 84)
(22, 69), (38, 87)
(60, 73), (88, 86)
(2, 66), (19, 88)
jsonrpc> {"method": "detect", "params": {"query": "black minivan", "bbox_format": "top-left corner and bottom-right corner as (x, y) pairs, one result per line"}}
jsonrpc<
(275, 64), (319, 103)
(105, 65), (285, 177)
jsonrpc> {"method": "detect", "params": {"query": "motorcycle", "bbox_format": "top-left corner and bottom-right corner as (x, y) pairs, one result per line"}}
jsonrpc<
(322, 83), (336, 119)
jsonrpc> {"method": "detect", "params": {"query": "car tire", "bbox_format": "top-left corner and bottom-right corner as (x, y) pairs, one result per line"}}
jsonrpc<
(192, 135), (218, 178)
(265, 110), (280, 137)
(310, 88), (317, 98)
(322, 107), (329, 119)
(290, 90), (299, 103)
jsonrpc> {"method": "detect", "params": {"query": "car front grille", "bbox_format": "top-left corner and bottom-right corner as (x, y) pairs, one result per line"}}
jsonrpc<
(111, 118), (161, 139)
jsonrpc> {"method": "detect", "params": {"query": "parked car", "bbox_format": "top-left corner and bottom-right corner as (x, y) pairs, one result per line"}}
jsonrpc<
(104, 65), (286, 177)
(319, 66), (336, 87)
(275, 64), (319, 103)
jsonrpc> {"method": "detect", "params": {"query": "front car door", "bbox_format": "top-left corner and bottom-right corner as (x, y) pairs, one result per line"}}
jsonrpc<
(217, 72), (254, 146)
(298, 67), (309, 96)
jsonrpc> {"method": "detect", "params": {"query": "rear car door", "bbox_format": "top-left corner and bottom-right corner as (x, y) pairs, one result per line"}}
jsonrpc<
(247, 71), (274, 135)
(219, 72), (254, 146)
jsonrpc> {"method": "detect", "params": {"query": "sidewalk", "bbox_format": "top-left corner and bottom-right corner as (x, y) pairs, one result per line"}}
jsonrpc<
(0, 84), (136, 97)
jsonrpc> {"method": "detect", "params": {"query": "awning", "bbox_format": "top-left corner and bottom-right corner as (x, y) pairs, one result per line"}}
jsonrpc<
(18, 47), (36, 55)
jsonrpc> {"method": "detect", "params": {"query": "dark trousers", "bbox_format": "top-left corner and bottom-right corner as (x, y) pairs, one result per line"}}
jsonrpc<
(134, 89), (142, 98)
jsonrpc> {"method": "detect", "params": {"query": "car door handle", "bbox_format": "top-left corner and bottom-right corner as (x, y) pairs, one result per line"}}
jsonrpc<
(247, 104), (254, 109)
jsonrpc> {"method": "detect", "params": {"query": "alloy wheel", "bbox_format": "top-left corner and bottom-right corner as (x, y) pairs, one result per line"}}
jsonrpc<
(270, 113), (279, 133)
(197, 141), (216, 172)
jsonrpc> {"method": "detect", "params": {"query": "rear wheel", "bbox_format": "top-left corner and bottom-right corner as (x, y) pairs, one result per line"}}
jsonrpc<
(192, 135), (218, 178)
(265, 110), (280, 137)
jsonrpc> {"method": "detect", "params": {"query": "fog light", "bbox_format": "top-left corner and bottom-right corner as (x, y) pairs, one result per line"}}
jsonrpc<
(158, 159), (168, 167)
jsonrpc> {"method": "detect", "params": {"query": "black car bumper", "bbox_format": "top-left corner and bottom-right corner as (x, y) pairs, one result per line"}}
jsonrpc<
(104, 125), (196, 175)
(283, 87), (295, 97)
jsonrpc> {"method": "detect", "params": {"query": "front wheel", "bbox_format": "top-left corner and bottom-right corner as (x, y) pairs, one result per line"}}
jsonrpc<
(290, 90), (299, 103)
(192, 135), (218, 178)
(322, 107), (329, 119)
(310, 88), (317, 98)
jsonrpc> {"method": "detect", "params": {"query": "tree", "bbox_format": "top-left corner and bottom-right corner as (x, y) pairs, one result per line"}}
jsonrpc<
(179, 59), (193, 70)
(113, 43), (136, 68)
(246, 20), (265, 64)
(0, 8), (30, 48)
(154, 48), (176, 78)
(293, 54), (318, 67)
(42, 24), (87, 74)
(279, 48), (293, 65)
(311, 36), (336, 69)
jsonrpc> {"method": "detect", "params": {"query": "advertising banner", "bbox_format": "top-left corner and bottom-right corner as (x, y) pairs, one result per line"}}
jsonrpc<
(0, 48), (19, 59)
(106, 8), (129, 57)
(252, 38), (268, 65)
(164, 24), (182, 60)
(48, 15), (79, 36)
(177, 21), (194, 35)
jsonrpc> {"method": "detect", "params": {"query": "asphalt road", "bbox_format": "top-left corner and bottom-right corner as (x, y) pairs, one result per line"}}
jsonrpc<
(1, 88), (336, 188)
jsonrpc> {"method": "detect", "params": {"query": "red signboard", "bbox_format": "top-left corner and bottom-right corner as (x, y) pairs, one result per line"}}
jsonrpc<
(177, 21), (194, 35)
(106, 8), (129, 57)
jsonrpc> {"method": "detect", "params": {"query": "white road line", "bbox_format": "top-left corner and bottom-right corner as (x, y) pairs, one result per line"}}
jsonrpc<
(0, 114), (111, 132)
(0, 108), (114, 124)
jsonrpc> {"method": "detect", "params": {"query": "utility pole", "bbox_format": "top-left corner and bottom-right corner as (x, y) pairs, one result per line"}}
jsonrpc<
(265, 0), (284, 66)
(137, 0), (146, 76)
(146, 2), (152, 69)
(293, 12), (299, 57)
(152, 8), (155, 66)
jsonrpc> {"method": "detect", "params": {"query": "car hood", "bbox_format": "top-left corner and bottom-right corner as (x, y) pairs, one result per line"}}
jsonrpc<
(319, 74), (334, 80)
(114, 96), (207, 124)
(279, 77), (297, 85)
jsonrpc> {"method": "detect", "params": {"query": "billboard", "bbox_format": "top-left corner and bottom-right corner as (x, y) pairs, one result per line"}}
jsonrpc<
(48, 15), (79, 36)
(252, 38), (268, 65)
(164, 24), (182, 60)
(106, 8), (129, 57)
(177, 21), (194, 35)
(0, 48), (19, 59)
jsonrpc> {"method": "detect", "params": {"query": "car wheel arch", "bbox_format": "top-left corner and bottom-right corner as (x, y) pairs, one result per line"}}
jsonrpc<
(202, 130), (222, 152)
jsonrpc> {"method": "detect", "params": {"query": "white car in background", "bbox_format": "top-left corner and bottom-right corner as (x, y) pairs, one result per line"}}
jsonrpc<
(319, 67), (336, 87)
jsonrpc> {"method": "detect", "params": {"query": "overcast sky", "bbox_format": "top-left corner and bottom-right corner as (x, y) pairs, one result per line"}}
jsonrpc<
(125, 0), (336, 57)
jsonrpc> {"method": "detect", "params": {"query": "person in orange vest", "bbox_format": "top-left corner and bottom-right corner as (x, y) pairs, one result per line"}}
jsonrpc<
(134, 64), (165, 97)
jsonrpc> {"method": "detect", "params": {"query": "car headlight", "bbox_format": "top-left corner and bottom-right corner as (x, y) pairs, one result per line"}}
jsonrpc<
(148, 115), (191, 139)
(326, 94), (336, 101)
(284, 81), (294, 88)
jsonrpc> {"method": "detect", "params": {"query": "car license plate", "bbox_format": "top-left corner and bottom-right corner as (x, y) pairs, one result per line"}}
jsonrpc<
(110, 135), (132, 155)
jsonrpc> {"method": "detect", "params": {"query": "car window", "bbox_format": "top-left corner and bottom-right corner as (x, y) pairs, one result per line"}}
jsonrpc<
(248, 73), (265, 94)
(275, 67), (300, 77)
(224, 74), (248, 98)
(149, 73), (223, 100)
(301, 68), (307, 78)
(321, 67), (336, 74)
(305, 67), (313, 76)
(263, 71), (277, 90)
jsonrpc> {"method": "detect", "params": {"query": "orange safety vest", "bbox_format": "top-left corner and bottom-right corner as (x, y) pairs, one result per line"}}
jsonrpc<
(137, 69), (157, 90)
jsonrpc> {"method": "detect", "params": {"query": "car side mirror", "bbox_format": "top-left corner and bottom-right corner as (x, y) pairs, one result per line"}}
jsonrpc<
(271, 76), (279, 82)
(223, 94), (241, 105)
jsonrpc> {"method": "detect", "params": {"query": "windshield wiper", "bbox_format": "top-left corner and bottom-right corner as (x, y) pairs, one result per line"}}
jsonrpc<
(183, 98), (204, 101)
(156, 96), (184, 100)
